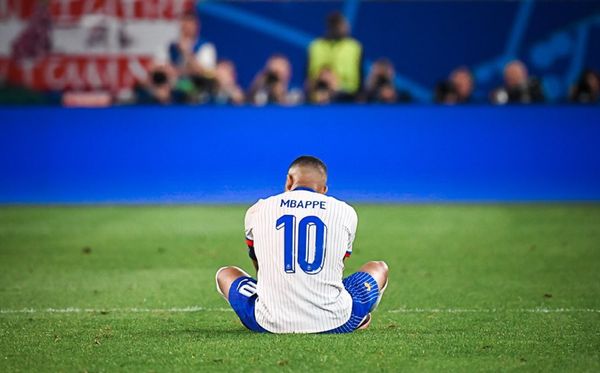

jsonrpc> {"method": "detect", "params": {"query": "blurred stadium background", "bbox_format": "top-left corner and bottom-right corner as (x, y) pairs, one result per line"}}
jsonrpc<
(0, 0), (599, 203)
(1, 0), (600, 105)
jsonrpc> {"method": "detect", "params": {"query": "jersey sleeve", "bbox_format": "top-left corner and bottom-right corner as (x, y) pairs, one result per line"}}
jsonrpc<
(344, 205), (358, 258)
(244, 200), (261, 260)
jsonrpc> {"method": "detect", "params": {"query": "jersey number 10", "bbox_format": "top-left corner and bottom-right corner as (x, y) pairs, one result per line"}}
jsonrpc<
(276, 215), (327, 275)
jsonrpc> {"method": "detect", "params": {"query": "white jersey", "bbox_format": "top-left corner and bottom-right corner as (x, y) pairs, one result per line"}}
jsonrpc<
(244, 187), (358, 333)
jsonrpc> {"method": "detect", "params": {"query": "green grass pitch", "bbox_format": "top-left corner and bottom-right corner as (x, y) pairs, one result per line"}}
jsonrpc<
(1, 205), (599, 372)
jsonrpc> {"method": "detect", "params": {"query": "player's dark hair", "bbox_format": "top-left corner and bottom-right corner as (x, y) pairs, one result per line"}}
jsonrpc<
(289, 155), (328, 176)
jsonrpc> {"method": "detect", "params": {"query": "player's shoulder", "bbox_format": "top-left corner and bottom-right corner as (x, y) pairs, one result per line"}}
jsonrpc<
(324, 194), (358, 219)
(245, 198), (265, 216)
(245, 193), (281, 214)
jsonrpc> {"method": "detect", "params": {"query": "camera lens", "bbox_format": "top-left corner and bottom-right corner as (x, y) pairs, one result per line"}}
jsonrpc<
(315, 80), (329, 90)
(151, 71), (168, 85)
(265, 71), (279, 85)
(375, 75), (391, 87)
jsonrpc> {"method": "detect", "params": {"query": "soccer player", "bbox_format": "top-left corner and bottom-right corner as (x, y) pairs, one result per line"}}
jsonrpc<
(215, 156), (388, 333)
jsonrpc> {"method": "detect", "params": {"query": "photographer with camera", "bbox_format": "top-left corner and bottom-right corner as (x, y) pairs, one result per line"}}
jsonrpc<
(434, 67), (475, 104)
(491, 60), (545, 105)
(570, 69), (599, 104)
(306, 12), (363, 102)
(308, 67), (339, 105)
(167, 11), (216, 79)
(160, 10), (219, 104)
(248, 54), (299, 105)
(214, 60), (245, 105)
(364, 59), (411, 104)
(133, 61), (179, 105)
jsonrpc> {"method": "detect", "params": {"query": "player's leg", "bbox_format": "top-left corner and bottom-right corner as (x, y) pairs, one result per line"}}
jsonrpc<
(326, 261), (389, 333)
(357, 260), (389, 293)
(356, 260), (389, 330)
(215, 266), (267, 333)
(215, 266), (251, 300)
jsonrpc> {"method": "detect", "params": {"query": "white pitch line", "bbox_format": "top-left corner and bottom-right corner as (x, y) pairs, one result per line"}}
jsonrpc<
(387, 308), (600, 314)
(0, 307), (599, 315)
(0, 306), (233, 314)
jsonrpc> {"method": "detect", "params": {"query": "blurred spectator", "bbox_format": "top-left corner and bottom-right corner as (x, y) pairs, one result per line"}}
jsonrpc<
(570, 69), (599, 104)
(249, 54), (301, 105)
(139, 10), (218, 104)
(491, 60), (545, 104)
(307, 11), (363, 101)
(434, 81), (459, 104)
(450, 68), (474, 103)
(10, 2), (52, 62)
(166, 11), (216, 78)
(435, 67), (474, 104)
(308, 67), (339, 105)
(364, 59), (411, 104)
(214, 60), (245, 105)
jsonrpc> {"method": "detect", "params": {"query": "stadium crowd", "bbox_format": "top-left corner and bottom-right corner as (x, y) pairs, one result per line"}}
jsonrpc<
(131, 11), (598, 106)
(2, 10), (599, 106)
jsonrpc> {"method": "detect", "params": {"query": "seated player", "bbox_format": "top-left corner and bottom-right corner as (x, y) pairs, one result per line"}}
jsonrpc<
(215, 155), (388, 333)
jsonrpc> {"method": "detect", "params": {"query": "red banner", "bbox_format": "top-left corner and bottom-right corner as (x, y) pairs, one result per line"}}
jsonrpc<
(0, 0), (196, 91)
(1, 55), (152, 91)
(0, 0), (195, 21)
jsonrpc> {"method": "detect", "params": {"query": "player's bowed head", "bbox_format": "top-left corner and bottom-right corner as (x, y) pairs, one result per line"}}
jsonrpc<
(285, 155), (328, 194)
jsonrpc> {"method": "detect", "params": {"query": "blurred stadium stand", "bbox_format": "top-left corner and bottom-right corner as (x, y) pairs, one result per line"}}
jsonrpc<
(0, 1), (599, 204)
(0, 0), (599, 104)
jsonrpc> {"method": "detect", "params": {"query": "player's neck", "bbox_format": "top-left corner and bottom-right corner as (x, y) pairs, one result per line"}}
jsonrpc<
(289, 183), (320, 193)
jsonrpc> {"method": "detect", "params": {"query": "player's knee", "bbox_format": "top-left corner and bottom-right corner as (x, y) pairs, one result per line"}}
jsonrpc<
(366, 260), (388, 276)
(216, 266), (236, 282)
(215, 266), (235, 289)
(215, 266), (238, 299)
(379, 261), (389, 283)
(377, 261), (389, 277)
(368, 261), (388, 285)
(216, 265), (249, 287)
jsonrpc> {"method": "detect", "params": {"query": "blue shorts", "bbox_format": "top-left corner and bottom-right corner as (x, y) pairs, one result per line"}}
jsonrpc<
(228, 272), (380, 334)
(228, 276), (268, 333)
(323, 272), (380, 333)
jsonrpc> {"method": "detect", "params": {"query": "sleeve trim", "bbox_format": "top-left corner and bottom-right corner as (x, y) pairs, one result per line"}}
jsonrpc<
(248, 247), (257, 261)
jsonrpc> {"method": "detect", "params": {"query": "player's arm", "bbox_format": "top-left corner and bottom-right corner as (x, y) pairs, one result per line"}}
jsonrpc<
(244, 201), (261, 273)
(246, 237), (259, 272)
(344, 206), (359, 262)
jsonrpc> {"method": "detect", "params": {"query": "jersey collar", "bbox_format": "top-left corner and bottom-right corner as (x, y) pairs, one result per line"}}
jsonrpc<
(291, 186), (317, 193)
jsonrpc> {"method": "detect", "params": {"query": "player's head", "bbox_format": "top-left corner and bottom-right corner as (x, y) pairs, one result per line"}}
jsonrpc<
(285, 156), (328, 194)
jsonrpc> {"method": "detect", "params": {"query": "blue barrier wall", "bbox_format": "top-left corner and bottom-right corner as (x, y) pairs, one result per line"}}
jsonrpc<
(1, 106), (599, 203)
(197, 0), (600, 102)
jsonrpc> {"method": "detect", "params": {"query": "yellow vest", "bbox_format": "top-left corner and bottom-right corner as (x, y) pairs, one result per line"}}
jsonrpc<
(308, 37), (362, 94)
